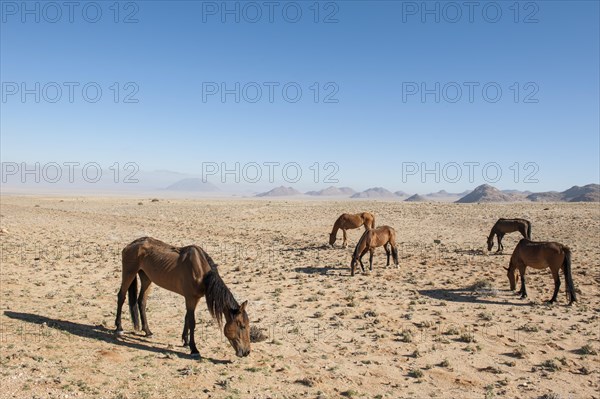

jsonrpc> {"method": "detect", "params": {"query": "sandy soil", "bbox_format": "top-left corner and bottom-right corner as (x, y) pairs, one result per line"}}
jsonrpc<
(0, 196), (598, 399)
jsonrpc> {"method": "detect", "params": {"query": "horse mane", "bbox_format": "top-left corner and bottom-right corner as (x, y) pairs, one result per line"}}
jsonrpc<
(203, 260), (239, 328)
(352, 229), (371, 260)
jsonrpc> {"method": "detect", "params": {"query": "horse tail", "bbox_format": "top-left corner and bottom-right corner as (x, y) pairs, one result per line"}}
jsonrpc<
(527, 221), (532, 240)
(562, 247), (576, 304)
(390, 234), (399, 265)
(128, 275), (140, 329)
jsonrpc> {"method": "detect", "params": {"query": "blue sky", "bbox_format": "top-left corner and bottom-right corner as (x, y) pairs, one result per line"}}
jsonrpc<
(1, 1), (599, 193)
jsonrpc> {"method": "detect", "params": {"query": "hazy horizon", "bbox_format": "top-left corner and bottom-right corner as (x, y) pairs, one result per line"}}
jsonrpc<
(1, 163), (597, 198)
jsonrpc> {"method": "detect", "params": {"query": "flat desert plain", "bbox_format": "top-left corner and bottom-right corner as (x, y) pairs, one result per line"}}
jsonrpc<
(0, 196), (598, 399)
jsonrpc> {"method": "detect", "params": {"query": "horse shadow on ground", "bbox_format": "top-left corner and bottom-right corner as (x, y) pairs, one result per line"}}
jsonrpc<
(3, 311), (231, 364)
(280, 244), (330, 252)
(418, 289), (530, 306)
(293, 266), (348, 275)
(452, 248), (489, 256)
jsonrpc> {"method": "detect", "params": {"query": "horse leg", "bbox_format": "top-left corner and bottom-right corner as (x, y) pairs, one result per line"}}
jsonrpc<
(137, 271), (153, 337)
(185, 297), (201, 358)
(548, 267), (560, 304)
(519, 265), (527, 299)
(384, 243), (391, 266)
(358, 248), (368, 273)
(369, 249), (374, 272)
(342, 229), (348, 248)
(497, 233), (504, 252)
(115, 271), (138, 336)
(391, 243), (399, 267)
(181, 314), (190, 347)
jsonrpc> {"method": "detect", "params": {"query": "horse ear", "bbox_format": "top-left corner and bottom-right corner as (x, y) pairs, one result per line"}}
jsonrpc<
(239, 300), (248, 312)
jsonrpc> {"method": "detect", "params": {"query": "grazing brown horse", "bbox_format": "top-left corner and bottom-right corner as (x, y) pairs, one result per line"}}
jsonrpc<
(115, 237), (251, 358)
(329, 212), (375, 248)
(506, 239), (576, 305)
(487, 218), (532, 252)
(350, 226), (398, 276)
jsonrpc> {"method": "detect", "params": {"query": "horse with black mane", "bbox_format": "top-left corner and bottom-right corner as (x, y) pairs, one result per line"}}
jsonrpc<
(115, 237), (250, 358)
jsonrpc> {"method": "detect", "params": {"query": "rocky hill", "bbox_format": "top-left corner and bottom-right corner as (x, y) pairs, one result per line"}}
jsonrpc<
(404, 194), (428, 202)
(351, 187), (398, 199)
(305, 186), (356, 196)
(455, 184), (517, 203)
(256, 186), (303, 197)
(527, 184), (599, 202)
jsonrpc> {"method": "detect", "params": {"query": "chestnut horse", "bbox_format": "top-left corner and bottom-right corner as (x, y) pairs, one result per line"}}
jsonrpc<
(506, 239), (576, 305)
(350, 226), (398, 276)
(329, 212), (375, 248)
(115, 237), (250, 358)
(487, 218), (532, 252)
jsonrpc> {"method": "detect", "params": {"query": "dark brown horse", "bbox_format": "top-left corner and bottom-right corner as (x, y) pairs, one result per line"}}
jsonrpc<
(506, 239), (576, 305)
(350, 226), (398, 276)
(487, 218), (532, 252)
(329, 212), (375, 248)
(115, 237), (251, 358)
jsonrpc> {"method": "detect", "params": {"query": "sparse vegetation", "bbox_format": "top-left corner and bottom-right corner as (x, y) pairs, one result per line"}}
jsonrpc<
(250, 326), (268, 343)
(540, 359), (561, 372)
(512, 345), (529, 358)
(519, 324), (540, 332)
(540, 393), (562, 399)
(468, 279), (493, 291)
(398, 330), (413, 343)
(341, 389), (359, 398)
(484, 384), (495, 399)
(408, 368), (424, 378)
(579, 344), (597, 355)
(459, 332), (475, 343)
(443, 326), (460, 335)
(478, 312), (493, 321)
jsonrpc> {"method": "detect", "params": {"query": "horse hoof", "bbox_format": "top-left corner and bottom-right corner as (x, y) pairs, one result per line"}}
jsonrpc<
(190, 352), (201, 359)
(144, 332), (153, 338)
(115, 330), (124, 336)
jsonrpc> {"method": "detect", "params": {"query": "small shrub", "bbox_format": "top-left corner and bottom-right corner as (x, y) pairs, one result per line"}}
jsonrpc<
(408, 368), (423, 378)
(579, 344), (597, 355)
(540, 359), (561, 372)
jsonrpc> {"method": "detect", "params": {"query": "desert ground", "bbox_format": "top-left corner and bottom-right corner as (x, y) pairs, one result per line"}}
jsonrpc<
(0, 196), (598, 399)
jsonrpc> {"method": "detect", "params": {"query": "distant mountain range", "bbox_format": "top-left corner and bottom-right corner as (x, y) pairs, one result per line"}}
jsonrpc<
(526, 184), (600, 203)
(350, 187), (397, 199)
(247, 184), (599, 202)
(256, 186), (303, 197)
(305, 186), (356, 196)
(165, 178), (220, 192)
